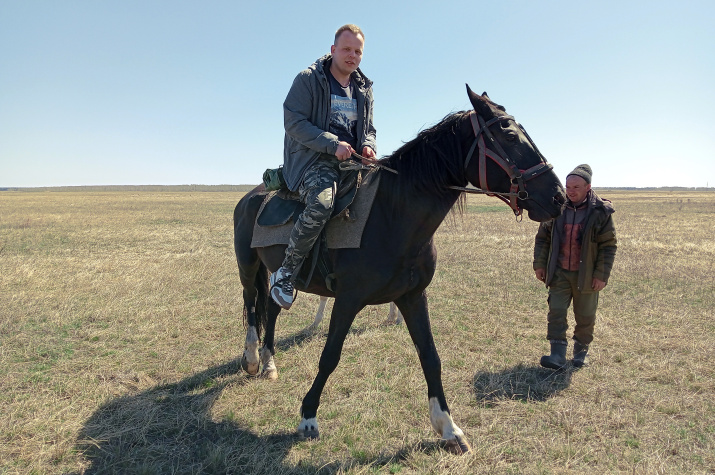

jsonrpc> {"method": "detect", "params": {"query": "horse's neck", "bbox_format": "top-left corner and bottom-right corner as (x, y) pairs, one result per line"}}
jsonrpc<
(375, 114), (470, 246)
(376, 175), (459, 249)
(409, 195), (458, 241)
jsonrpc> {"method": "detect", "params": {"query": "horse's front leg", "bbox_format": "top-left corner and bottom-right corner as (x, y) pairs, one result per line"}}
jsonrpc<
(396, 291), (471, 455)
(298, 297), (361, 439)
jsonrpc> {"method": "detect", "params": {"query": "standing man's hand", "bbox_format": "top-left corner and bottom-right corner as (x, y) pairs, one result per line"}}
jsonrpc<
(335, 142), (355, 161)
(592, 278), (607, 291)
(535, 268), (546, 282)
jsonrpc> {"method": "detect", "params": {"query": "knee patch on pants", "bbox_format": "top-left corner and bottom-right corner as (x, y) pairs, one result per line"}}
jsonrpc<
(316, 185), (335, 210)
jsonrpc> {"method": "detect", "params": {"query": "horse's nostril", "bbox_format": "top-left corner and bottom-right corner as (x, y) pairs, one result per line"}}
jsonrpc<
(554, 193), (565, 206)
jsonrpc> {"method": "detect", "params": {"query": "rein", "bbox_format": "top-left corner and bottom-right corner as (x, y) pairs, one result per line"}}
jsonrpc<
(347, 152), (399, 174)
(449, 111), (553, 217)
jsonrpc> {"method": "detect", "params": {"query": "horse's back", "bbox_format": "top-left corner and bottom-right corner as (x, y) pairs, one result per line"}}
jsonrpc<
(234, 184), (267, 266)
(234, 184), (266, 228)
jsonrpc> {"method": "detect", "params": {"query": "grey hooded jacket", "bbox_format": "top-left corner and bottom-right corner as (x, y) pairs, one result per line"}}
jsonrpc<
(282, 54), (377, 191)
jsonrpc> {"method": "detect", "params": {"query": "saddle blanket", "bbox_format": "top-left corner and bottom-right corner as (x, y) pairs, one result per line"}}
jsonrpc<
(251, 169), (381, 249)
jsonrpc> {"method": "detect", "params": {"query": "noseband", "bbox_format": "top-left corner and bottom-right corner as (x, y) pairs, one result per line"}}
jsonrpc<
(449, 111), (553, 217)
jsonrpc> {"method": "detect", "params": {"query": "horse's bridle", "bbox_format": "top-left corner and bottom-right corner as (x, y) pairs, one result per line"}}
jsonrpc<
(449, 111), (554, 217)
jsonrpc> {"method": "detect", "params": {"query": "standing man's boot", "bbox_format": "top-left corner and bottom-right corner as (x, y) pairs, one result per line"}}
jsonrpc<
(572, 341), (589, 368)
(540, 339), (568, 369)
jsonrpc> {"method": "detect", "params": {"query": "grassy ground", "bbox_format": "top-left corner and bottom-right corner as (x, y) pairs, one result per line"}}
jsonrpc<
(1, 190), (713, 474)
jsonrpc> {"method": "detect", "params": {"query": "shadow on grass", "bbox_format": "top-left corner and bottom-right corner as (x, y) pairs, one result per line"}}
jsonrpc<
(274, 330), (317, 352)
(472, 363), (575, 406)
(274, 323), (370, 353)
(75, 358), (428, 474)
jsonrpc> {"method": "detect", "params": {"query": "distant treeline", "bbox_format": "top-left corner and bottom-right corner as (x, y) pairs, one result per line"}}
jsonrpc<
(0, 184), (259, 192)
(1, 185), (713, 193)
(594, 187), (714, 192)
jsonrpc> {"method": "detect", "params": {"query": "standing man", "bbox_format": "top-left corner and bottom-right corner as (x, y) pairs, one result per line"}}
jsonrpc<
(533, 164), (617, 368)
(270, 24), (377, 309)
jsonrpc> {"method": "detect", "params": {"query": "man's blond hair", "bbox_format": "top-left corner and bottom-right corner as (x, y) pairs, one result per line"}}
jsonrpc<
(334, 24), (364, 44)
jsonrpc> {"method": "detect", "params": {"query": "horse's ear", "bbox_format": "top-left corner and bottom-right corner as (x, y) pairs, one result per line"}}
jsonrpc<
(466, 84), (495, 119)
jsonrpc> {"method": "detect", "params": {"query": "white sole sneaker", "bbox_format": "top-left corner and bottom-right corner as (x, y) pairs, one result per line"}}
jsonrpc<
(270, 268), (296, 309)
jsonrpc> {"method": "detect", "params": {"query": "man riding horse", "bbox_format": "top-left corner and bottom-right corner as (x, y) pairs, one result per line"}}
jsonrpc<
(270, 24), (377, 309)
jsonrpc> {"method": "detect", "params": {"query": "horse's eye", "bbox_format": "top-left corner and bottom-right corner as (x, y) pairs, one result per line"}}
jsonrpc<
(500, 120), (510, 129)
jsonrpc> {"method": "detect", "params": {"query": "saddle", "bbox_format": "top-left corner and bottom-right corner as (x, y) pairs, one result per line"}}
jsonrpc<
(256, 168), (362, 228)
(254, 167), (376, 292)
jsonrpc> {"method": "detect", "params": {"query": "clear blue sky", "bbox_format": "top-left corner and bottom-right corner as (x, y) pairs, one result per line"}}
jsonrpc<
(1, 0), (713, 188)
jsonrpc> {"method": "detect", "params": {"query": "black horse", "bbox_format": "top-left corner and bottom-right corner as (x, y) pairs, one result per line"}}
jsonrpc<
(233, 86), (565, 454)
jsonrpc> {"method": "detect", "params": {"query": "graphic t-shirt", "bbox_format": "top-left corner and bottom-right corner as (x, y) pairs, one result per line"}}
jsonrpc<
(326, 68), (358, 149)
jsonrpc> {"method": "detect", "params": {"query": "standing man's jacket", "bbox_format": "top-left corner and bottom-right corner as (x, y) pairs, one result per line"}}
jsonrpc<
(533, 191), (617, 292)
(282, 54), (377, 191)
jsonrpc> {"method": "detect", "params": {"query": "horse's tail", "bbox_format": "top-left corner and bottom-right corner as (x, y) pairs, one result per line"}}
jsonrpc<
(240, 261), (269, 340)
(253, 261), (269, 339)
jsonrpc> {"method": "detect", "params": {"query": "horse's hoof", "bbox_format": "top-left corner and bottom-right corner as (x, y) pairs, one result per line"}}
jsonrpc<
(299, 429), (319, 440)
(443, 435), (472, 455)
(298, 418), (319, 440)
(241, 353), (259, 376)
(298, 430), (320, 440)
(260, 368), (278, 380)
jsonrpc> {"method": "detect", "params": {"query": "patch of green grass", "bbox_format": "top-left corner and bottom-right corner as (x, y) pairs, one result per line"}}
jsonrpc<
(389, 463), (403, 473)
(625, 435), (640, 449)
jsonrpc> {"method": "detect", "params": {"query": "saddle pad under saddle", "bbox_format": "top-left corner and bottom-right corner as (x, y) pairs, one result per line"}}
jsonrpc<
(250, 168), (381, 249)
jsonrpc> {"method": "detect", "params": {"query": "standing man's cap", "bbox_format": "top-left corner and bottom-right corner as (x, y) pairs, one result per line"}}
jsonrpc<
(567, 164), (592, 184)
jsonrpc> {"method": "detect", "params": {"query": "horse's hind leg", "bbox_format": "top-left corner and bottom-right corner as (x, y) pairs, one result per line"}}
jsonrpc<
(239, 262), (262, 376)
(234, 190), (281, 378)
(238, 261), (281, 379)
(396, 291), (471, 455)
(258, 297), (281, 380)
(240, 268), (282, 380)
(235, 216), (267, 376)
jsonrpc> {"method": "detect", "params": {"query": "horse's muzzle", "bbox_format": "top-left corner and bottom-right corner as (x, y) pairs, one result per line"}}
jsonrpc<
(553, 191), (566, 207)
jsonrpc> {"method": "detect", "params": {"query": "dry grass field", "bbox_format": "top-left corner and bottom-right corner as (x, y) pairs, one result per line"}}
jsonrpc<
(1, 189), (713, 474)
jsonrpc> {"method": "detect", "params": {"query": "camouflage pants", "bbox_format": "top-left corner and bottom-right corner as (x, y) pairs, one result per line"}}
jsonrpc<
(546, 268), (599, 345)
(282, 158), (339, 275)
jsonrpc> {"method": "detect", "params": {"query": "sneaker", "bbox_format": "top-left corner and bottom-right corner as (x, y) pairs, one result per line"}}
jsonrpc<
(270, 267), (296, 309)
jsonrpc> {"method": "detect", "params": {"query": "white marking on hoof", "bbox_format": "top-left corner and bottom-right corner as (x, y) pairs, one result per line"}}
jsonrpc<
(242, 326), (260, 375)
(429, 397), (470, 454)
(298, 417), (319, 439)
(259, 346), (278, 380)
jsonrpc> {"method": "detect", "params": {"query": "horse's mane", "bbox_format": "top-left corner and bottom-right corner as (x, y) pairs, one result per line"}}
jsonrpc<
(380, 110), (471, 213)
